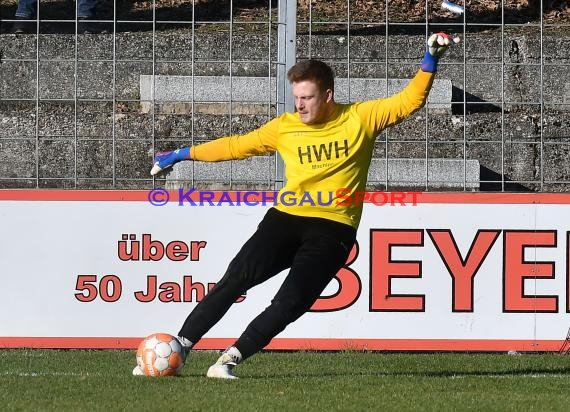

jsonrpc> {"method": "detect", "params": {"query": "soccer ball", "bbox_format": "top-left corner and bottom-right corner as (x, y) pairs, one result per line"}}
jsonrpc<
(136, 333), (185, 376)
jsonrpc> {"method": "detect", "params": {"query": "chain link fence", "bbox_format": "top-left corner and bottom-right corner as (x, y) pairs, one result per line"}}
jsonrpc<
(1, 0), (569, 191)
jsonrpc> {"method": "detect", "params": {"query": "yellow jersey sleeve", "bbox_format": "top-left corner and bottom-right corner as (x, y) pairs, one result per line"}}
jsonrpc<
(355, 70), (435, 135)
(190, 117), (280, 161)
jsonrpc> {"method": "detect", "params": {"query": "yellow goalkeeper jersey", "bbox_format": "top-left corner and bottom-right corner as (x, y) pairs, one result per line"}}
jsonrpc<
(190, 70), (434, 228)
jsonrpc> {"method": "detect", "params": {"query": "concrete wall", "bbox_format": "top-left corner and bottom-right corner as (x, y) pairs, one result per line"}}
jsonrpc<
(1, 30), (569, 190)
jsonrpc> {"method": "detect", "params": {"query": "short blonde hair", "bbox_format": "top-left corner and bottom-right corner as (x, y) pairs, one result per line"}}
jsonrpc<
(287, 59), (334, 93)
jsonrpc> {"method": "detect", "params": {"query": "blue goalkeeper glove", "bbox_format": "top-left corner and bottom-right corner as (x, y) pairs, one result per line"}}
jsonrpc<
(150, 147), (190, 175)
(421, 32), (460, 73)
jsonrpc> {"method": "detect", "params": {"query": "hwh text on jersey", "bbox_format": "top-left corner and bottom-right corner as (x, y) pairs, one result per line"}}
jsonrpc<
(297, 139), (349, 164)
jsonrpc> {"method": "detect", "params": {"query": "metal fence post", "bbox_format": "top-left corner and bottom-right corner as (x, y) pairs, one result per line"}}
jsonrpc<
(276, 0), (297, 190)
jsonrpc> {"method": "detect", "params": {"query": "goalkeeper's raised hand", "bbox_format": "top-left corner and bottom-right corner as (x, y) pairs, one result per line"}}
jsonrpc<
(421, 32), (460, 73)
(150, 147), (190, 175)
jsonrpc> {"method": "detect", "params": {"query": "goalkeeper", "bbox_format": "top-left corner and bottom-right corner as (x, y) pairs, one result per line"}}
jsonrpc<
(139, 33), (458, 379)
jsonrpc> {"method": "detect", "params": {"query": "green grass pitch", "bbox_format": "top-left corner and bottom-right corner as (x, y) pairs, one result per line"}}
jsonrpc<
(2, 349), (570, 411)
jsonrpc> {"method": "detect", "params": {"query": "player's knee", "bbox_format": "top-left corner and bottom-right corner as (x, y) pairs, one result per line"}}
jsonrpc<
(273, 298), (310, 324)
(221, 259), (253, 285)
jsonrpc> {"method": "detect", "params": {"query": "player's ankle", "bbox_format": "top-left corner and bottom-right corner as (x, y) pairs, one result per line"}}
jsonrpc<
(176, 335), (193, 349)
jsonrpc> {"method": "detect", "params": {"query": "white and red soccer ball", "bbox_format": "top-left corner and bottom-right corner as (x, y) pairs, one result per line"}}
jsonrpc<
(136, 333), (185, 376)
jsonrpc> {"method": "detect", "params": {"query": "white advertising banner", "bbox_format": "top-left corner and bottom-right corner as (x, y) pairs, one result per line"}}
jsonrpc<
(1, 190), (569, 352)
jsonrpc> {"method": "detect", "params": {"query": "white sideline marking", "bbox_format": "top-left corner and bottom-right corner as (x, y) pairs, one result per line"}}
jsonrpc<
(1, 371), (102, 377)
(371, 373), (568, 379)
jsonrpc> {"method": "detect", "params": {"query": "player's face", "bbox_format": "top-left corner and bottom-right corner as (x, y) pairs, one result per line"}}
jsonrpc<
(291, 80), (333, 125)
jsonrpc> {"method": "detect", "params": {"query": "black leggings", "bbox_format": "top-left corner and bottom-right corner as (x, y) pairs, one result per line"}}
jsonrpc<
(178, 208), (356, 360)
